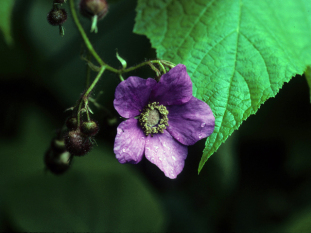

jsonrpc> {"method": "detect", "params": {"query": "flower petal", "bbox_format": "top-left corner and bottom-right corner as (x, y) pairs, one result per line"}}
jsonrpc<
(114, 118), (146, 164)
(149, 64), (192, 106)
(166, 96), (215, 146)
(114, 77), (157, 118)
(145, 130), (188, 179)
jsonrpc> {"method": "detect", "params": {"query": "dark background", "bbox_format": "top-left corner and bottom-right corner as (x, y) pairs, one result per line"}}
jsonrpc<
(0, 0), (311, 232)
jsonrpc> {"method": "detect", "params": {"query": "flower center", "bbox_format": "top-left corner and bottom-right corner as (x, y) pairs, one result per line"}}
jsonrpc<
(147, 109), (160, 126)
(139, 102), (169, 136)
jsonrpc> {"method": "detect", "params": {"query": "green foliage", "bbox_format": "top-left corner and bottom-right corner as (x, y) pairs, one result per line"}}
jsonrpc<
(0, 0), (15, 45)
(134, 0), (311, 173)
(0, 107), (165, 232)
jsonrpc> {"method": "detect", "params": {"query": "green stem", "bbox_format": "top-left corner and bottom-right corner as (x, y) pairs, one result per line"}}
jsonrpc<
(147, 62), (161, 77)
(120, 60), (164, 74)
(69, 0), (117, 73)
(85, 104), (91, 121)
(77, 99), (83, 127)
(77, 66), (106, 125)
(119, 74), (124, 82)
(157, 61), (166, 74)
(85, 52), (91, 87)
(91, 15), (98, 33)
(85, 66), (106, 97)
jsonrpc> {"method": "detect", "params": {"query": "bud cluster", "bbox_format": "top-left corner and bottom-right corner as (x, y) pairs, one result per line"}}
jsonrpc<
(64, 117), (99, 157)
(44, 0), (106, 175)
(45, 114), (99, 175)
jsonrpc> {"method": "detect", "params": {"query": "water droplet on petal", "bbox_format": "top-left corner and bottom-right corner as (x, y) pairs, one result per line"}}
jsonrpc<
(122, 148), (126, 152)
(201, 123), (206, 127)
(159, 157), (162, 161)
(172, 156), (176, 161)
(117, 129), (122, 135)
(198, 134), (202, 139)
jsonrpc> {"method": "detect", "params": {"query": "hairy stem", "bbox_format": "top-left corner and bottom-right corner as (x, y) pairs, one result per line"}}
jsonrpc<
(85, 52), (91, 87)
(85, 66), (106, 97)
(120, 60), (172, 74)
(77, 66), (106, 125)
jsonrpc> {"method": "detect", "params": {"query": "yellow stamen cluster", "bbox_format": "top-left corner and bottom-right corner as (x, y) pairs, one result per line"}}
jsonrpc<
(139, 102), (169, 136)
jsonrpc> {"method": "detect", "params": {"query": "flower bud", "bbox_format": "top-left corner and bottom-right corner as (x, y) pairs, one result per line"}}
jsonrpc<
(45, 138), (72, 175)
(66, 117), (78, 130)
(47, 8), (67, 26)
(80, 120), (99, 136)
(45, 149), (72, 175)
(64, 129), (93, 156)
(79, 0), (108, 20)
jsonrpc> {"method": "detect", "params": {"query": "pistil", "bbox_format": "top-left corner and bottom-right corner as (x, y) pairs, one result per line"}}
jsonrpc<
(139, 102), (169, 136)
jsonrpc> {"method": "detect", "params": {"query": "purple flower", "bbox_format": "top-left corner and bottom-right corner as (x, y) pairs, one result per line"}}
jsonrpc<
(113, 64), (215, 179)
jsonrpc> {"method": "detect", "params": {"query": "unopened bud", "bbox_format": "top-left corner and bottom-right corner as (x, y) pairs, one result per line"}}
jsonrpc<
(80, 120), (99, 136)
(79, 0), (108, 20)
(64, 129), (93, 156)
(47, 8), (67, 26)
(66, 117), (78, 131)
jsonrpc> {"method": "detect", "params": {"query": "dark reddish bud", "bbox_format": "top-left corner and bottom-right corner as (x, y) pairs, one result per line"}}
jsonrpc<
(80, 120), (99, 136)
(79, 0), (108, 20)
(66, 117), (78, 130)
(47, 8), (67, 26)
(64, 129), (93, 156)
(45, 138), (72, 175)
(45, 149), (72, 175)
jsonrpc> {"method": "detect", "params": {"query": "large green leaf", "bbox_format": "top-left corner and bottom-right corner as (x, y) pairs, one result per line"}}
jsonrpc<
(0, 0), (15, 45)
(134, 0), (311, 173)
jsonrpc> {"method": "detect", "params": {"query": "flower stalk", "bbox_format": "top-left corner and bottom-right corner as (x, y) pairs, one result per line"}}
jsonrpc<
(77, 66), (106, 126)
